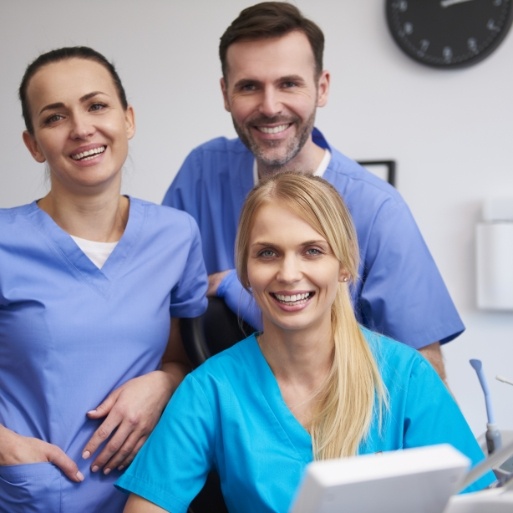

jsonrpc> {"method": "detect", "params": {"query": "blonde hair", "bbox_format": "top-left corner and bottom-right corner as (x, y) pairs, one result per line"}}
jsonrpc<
(236, 172), (388, 459)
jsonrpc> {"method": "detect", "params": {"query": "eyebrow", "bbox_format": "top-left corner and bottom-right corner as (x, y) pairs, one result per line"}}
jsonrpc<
(38, 91), (106, 116)
(233, 74), (306, 89)
(251, 239), (328, 248)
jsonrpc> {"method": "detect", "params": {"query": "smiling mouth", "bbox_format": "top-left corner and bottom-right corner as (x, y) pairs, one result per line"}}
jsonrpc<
(71, 146), (106, 161)
(272, 292), (313, 305)
(257, 124), (291, 134)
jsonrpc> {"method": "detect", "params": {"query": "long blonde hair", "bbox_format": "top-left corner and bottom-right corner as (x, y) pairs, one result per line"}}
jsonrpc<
(236, 172), (388, 459)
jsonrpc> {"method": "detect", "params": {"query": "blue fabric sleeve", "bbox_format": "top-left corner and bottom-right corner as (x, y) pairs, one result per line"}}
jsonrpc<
(355, 196), (464, 348)
(169, 216), (208, 318)
(217, 269), (262, 330)
(116, 375), (215, 512)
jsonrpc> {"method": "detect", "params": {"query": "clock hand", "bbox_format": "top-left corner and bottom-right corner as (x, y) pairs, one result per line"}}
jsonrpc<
(440, 0), (474, 7)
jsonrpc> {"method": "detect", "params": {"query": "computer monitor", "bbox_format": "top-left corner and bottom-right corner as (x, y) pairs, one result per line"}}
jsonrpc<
(289, 444), (470, 513)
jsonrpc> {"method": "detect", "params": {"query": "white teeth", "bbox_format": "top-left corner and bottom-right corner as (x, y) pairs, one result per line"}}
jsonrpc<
(275, 293), (310, 303)
(258, 124), (289, 134)
(71, 146), (106, 161)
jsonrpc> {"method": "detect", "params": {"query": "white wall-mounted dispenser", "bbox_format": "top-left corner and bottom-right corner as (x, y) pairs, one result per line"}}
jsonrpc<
(476, 198), (513, 311)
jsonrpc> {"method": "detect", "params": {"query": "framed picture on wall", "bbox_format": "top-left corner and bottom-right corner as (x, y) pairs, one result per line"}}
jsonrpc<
(358, 160), (396, 187)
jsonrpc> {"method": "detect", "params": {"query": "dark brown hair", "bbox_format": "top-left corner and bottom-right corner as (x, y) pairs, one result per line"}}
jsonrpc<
(19, 46), (128, 134)
(219, 2), (324, 80)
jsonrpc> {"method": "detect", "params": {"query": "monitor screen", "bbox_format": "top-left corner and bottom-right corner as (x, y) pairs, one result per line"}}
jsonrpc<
(289, 444), (470, 513)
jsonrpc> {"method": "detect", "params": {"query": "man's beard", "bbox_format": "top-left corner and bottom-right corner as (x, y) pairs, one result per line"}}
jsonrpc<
(232, 110), (316, 174)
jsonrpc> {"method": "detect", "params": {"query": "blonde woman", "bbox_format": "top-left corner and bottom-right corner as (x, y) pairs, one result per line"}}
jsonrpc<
(119, 173), (494, 513)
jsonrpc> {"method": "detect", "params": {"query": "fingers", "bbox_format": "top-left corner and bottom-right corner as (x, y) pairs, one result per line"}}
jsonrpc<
(0, 428), (83, 483)
(91, 427), (149, 474)
(82, 412), (122, 464)
(85, 388), (119, 420)
(45, 444), (84, 483)
(82, 373), (170, 473)
(82, 390), (120, 458)
(84, 408), (152, 474)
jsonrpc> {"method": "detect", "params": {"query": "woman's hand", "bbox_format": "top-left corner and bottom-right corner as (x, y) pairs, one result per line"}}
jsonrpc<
(81, 368), (179, 474)
(82, 318), (190, 474)
(0, 425), (83, 482)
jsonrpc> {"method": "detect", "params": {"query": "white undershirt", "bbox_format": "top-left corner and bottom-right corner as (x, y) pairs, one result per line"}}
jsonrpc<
(252, 148), (331, 185)
(71, 236), (119, 269)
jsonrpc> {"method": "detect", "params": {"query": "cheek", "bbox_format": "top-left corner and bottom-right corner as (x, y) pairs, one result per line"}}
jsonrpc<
(246, 265), (259, 290)
(246, 263), (271, 293)
(34, 133), (60, 160)
(321, 267), (343, 296)
(229, 97), (256, 121)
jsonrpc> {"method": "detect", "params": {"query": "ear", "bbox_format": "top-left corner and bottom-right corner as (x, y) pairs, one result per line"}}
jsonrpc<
(220, 77), (231, 112)
(124, 105), (136, 140)
(339, 268), (350, 284)
(316, 70), (330, 108)
(22, 131), (46, 163)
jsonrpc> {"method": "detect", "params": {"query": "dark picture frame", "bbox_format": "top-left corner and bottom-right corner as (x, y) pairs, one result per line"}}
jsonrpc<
(358, 160), (396, 187)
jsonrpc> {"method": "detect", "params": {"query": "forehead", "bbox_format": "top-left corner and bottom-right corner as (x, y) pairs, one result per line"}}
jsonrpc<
(250, 202), (323, 241)
(26, 58), (117, 108)
(225, 31), (316, 83)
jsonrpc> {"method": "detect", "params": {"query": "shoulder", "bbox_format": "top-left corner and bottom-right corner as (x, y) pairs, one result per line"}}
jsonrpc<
(129, 196), (201, 236)
(0, 202), (37, 221)
(328, 151), (403, 207)
(362, 327), (432, 381)
(314, 128), (405, 210)
(187, 335), (259, 388)
(0, 202), (39, 240)
(182, 136), (251, 166)
(168, 136), (253, 198)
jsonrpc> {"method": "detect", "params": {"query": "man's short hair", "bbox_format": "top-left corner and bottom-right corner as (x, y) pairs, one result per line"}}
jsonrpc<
(219, 2), (324, 79)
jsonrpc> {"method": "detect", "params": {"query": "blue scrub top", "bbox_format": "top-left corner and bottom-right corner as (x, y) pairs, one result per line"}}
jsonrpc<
(0, 197), (208, 512)
(162, 128), (464, 349)
(117, 331), (494, 513)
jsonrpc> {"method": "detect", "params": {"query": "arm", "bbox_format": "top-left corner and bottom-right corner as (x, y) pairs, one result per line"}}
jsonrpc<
(353, 190), (463, 364)
(124, 494), (167, 513)
(215, 269), (262, 331)
(418, 341), (447, 383)
(0, 424), (83, 482)
(207, 270), (231, 297)
(82, 318), (190, 474)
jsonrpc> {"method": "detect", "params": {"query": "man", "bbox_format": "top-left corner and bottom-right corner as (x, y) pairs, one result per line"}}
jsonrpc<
(163, 1), (463, 379)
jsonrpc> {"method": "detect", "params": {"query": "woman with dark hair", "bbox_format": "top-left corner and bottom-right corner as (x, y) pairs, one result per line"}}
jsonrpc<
(0, 46), (207, 512)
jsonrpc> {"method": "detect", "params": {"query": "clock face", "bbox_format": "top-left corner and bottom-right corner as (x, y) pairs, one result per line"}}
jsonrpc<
(386, 0), (513, 68)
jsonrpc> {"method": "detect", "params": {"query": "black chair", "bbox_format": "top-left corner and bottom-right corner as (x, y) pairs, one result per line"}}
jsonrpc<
(181, 296), (256, 367)
(181, 297), (257, 513)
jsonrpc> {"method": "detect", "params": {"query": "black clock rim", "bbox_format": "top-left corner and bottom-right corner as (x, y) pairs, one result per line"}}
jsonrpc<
(384, 0), (513, 69)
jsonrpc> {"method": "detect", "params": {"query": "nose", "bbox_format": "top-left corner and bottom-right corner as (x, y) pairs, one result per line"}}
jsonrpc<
(69, 113), (95, 139)
(258, 86), (282, 118)
(276, 253), (301, 283)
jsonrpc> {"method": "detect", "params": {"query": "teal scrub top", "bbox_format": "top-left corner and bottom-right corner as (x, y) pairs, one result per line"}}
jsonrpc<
(116, 330), (494, 513)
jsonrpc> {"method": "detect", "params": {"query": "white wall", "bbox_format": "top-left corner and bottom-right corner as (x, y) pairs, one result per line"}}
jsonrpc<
(2, 1), (513, 436)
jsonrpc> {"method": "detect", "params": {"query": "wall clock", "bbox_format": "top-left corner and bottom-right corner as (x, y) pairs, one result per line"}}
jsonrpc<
(385, 0), (513, 69)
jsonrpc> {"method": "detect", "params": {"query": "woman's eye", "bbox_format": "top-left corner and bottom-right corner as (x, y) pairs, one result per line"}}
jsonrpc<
(90, 103), (106, 112)
(305, 248), (322, 256)
(43, 114), (64, 125)
(258, 249), (276, 258)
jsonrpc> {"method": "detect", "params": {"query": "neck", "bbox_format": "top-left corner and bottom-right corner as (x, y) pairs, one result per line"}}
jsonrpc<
(258, 321), (333, 386)
(38, 190), (129, 242)
(258, 325), (333, 429)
